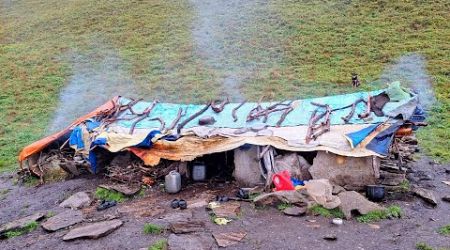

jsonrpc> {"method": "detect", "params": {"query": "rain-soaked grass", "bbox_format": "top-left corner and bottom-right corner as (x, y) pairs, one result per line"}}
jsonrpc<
(0, 0), (449, 171)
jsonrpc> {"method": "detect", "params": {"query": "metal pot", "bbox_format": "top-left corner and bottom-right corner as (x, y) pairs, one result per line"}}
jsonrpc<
(366, 185), (385, 202)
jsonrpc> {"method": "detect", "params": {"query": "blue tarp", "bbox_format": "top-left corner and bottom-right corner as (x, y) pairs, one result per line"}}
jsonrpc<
(113, 89), (400, 130)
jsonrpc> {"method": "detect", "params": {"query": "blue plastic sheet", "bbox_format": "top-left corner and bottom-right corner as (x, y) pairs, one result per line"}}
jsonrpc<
(114, 89), (396, 130)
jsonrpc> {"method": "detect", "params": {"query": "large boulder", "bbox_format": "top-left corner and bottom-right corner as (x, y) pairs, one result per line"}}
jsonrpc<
(309, 151), (379, 191)
(274, 153), (312, 181)
(338, 191), (384, 219)
(233, 146), (264, 186)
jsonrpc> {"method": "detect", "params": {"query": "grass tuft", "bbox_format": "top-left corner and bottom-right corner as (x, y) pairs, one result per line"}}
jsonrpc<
(148, 239), (168, 250)
(309, 204), (344, 218)
(416, 242), (434, 250)
(143, 223), (163, 235)
(4, 221), (39, 239)
(438, 224), (450, 236)
(399, 180), (410, 192)
(356, 205), (402, 223)
(277, 202), (292, 211)
(95, 187), (126, 203)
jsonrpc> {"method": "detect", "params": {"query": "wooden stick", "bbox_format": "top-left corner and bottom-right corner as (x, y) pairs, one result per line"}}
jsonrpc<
(129, 100), (158, 134)
(276, 106), (293, 127)
(177, 102), (211, 133)
(232, 100), (246, 122)
(167, 107), (186, 130)
(211, 98), (229, 113)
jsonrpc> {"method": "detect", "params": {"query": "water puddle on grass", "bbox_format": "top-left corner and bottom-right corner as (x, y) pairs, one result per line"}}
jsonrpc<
(379, 53), (436, 110)
(189, 0), (283, 101)
(47, 48), (139, 134)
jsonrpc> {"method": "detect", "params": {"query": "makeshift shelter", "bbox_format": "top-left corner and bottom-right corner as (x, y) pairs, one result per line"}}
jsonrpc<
(19, 83), (424, 190)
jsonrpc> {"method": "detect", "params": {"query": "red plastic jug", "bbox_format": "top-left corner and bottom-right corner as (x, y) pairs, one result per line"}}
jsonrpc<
(272, 170), (295, 191)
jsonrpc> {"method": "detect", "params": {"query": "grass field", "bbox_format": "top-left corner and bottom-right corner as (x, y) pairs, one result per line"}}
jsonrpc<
(0, 0), (449, 171)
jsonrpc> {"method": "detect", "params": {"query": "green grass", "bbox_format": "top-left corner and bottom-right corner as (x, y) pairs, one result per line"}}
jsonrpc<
(4, 221), (39, 239)
(143, 223), (163, 235)
(438, 224), (450, 236)
(416, 242), (434, 250)
(399, 180), (411, 192)
(356, 205), (402, 223)
(277, 202), (292, 211)
(309, 204), (344, 218)
(148, 239), (168, 250)
(94, 187), (126, 203)
(1, 0), (449, 171)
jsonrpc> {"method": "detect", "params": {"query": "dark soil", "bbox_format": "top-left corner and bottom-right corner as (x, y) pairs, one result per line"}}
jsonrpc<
(0, 156), (449, 250)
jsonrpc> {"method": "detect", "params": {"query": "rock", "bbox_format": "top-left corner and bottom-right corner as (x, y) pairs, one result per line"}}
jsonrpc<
(0, 212), (45, 235)
(412, 187), (438, 206)
(331, 218), (343, 225)
(62, 219), (123, 241)
(168, 234), (208, 250)
(332, 185), (346, 195)
(274, 153), (312, 181)
(442, 181), (450, 186)
(198, 116), (216, 125)
(254, 190), (310, 207)
(211, 201), (241, 219)
(305, 179), (341, 209)
(98, 184), (141, 196)
(41, 210), (84, 232)
(233, 146), (264, 186)
(283, 206), (307, 216)
(442, 195), (450, 202)
(419, 173), (434, 181)
(213, 232), (246, 247)
(309, 151), (379, 191)
(337, 191), (383, 219)
(323, 234), (337, 241)
(368, 224), (380, 229)
(170, 221), (204, 234)
(380, 172), (406, 186)
(445, 169), (450, 174)
(60, 192), (91, 209)
(153, 210), (193, 227)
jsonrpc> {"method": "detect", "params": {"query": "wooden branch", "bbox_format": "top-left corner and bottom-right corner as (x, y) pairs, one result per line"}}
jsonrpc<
(177, 102), (211, 133)
(211, 98), (229, 113)
(232, 100), (246, 122)
(167, 107), (186, 131)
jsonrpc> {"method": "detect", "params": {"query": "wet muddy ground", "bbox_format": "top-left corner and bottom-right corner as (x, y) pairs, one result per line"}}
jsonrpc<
(0, 156), (449, 250)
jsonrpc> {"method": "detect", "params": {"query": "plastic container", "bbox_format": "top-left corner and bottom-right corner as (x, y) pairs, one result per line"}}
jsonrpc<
(366, 185), (385, 202)
(272, 170), (295, 191)
(192, 163), (206, 181)
(165, 171), (181, 194)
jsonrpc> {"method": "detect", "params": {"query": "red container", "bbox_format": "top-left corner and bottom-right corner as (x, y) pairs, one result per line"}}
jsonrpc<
(272, 170), (295, 191)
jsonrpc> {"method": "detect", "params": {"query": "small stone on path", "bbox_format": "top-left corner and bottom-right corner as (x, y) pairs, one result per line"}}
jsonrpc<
(41, 210), (83, 232)
(62, 219), (123, 241)
(60, 192), (91, 209)
(323, 234), (337, 241)
(442, 195), (450, 202)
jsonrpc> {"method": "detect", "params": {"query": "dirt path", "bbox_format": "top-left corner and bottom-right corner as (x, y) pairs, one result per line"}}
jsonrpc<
(0, 156), (449, 250)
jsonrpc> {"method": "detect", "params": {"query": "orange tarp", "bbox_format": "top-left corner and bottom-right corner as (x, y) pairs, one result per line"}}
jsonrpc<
(18, 97), (119, 162)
